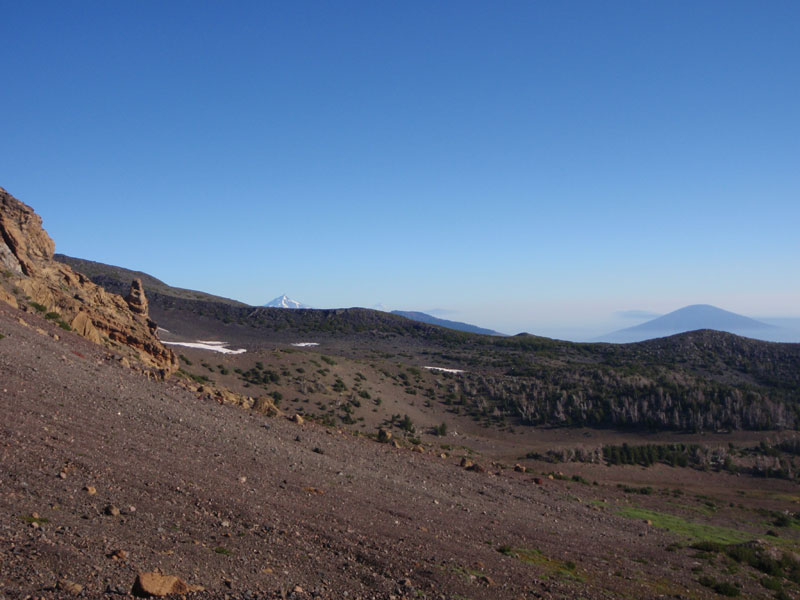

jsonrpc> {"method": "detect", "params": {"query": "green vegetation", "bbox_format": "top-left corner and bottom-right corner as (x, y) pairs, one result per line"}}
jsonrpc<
(396, 414), (415, 433)
(604, 443), (700, 467)
(617, 484), (654, 495)
(30, 309), (72, 330)
(20, 514), (49, 525)
(691, 541), (800, 584)
(29, 301), (47, 313)
(213, 546), (232, 555)
(618, 507), (753, 545)
(239, 362), (280, 387)
(498, 546), (583, 582)
(698, 576), (740, 596)
(178, 369), (212, 385)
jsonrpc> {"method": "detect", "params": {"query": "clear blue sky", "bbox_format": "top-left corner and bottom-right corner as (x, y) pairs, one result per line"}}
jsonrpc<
(1, 1), (798, 339)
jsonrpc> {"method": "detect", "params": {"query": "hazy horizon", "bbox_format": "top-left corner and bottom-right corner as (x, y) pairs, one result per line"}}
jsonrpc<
(2, 1), (798, 340)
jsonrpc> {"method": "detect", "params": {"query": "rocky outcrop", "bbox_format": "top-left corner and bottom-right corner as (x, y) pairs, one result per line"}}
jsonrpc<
(125, 278), (149, 316)
(0, 187), (178, 375)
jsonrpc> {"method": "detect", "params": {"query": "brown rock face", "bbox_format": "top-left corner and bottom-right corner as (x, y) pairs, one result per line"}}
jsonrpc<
(0, 187), (178, 375)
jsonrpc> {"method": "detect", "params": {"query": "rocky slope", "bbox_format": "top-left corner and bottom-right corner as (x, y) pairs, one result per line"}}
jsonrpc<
(4, 299), (798, 599)
(0, 187), (177, 375)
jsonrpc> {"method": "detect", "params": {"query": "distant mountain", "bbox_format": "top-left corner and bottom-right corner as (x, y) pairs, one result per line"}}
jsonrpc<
(597, 304), (789, 343)
(263, 295), (310, 309)
(392, 310), (504, 336)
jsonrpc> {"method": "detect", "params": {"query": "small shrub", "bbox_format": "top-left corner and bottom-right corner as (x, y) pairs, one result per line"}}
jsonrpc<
(761, 576), (782, 591)
(699, 576), (739, 597)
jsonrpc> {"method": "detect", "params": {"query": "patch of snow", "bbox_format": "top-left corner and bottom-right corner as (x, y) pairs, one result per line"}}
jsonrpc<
(163, 341), (247, 354)
(423, 366), (465, 374)
(291, 342), (320, 347)
(157, 326), (171, 333)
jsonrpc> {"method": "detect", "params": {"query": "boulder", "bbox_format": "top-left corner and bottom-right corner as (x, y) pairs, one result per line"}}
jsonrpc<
(132, 572), (189, 597)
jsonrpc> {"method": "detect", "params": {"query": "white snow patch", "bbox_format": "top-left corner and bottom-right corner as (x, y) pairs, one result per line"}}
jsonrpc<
(163, 341), (247, 354)
(424, 366), (465, 374)
(291, 342), (320, 347)
(157, 326), (171, 333)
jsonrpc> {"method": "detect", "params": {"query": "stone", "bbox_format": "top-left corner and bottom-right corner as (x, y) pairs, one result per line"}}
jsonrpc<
(132, 572), (190, 597)
(57, 579), (83, 595)
(105, 504), (121, 517)
(377, 428), (392, 443)
(111, 549), (129, 561)
(460, 458), (474, 469)
(514, 464), (526, 473)
(292, 414), (304, 425)
(85, 485), (97, 495)
(412, 445), (424, 453)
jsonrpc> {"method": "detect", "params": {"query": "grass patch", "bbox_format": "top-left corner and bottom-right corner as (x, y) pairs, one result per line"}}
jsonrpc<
(498, 546), (583, 582)
(213, 546), (232, 555)
(21, 514), (49, 525)
(442, 564), (487, 582)
(618, 507), (753, 545)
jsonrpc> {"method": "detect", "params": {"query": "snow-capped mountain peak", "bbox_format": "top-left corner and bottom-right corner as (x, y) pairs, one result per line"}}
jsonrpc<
(263, 295), (310, 309)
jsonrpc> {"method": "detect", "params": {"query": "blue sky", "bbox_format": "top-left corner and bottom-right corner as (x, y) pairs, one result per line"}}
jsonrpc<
(1, 1), (798, 338)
